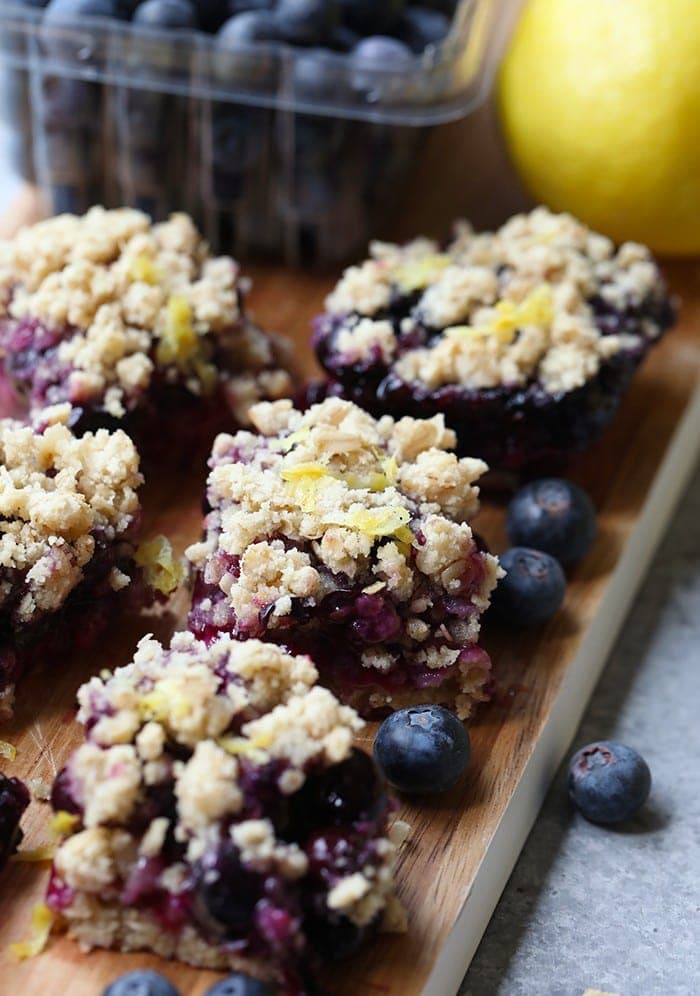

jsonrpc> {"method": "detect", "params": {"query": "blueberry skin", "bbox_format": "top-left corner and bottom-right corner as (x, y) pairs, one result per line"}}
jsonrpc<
(491, 547), (566, 627)
(217, 9), (281, 43)
(102, 971), (181, 996)
(506, 478), (597, 567)
(397, 5), (450, 52)
(351, 35), (414, 70)
(374, 704), (471, 794)
(204, 975), (274, 996)
(133, 0), (198, 27)
(275, 0), (339, 46)
(568, 740), (651, 824)
(44, 0), (129, 22)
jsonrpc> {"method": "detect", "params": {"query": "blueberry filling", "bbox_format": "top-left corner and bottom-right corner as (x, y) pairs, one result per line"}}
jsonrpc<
(313, 211), (675, 472)
(47, 634), (400, 990)
(0, 773), (30, 869)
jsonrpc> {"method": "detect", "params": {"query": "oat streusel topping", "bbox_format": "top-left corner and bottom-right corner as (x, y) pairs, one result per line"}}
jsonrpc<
(325, 207), (668, 394)
(51, 632), (398, 953)
(0, 207), (291, 418)
(0, 412), (141, 624)
(186, 397), (499, 635)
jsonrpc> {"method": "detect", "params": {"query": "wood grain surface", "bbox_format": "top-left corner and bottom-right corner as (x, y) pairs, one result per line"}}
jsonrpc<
(0, 190), (698, 996)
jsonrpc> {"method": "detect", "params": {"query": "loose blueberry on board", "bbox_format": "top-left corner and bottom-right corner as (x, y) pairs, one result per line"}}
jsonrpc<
(217, 9), (281, 43)
(374, 704), (471, 794)
(506, 478), (597, 567)
(133, 0), (198, 28)
(568, 740), (652, 824)
(397, 5), (450, 52)
(204, 974), (275, 995)
(102, 971), (181, 996)
(275, 0), (339, 46)
(491, 547), (566, 627)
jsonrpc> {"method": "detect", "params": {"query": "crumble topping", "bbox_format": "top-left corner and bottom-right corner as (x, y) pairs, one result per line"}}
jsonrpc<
(187, 399), (501, 718)
(49, 632), (400, 966)
(0, 207), (292, 419)
(187, 397), (496, 635)
(324, 207), (668, 395)
(0, 415), (141, 625)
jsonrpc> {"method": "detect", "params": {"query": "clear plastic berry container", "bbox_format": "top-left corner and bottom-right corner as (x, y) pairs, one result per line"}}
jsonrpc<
(0, 1), (513, 264)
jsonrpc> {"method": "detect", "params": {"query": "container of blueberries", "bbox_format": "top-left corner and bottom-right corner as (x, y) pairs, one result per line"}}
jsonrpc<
(0, 0), (513, 264)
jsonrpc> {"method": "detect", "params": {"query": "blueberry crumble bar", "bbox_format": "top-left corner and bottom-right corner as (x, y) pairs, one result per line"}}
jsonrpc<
(0, 771), (29, 870)
(0, 208), (293, 460)
(0, 408), (154, 717)
(47, 632), (402, 990)
(187, 397), (501, 719)
(312, 207), (675, 471)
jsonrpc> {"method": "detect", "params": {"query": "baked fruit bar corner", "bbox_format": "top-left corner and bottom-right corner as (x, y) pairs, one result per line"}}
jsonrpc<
(47, 632), (402, 991)
(0, 770), (29, 870)
(312, 207), (675, 471)
(0, 207), (293, 460)
(188, 397), (502, 718)
(0, 407), (169, 718)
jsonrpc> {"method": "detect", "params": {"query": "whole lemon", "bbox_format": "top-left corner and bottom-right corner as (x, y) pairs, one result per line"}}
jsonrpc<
(498, 0), (700, 255)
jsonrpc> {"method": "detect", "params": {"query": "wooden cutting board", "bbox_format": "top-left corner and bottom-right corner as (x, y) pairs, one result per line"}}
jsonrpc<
(0, 192), (698, 996)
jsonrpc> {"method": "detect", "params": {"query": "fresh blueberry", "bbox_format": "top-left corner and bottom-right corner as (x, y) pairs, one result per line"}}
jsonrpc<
(568, 740), (651, 824)
(133, 0), (198, 28)
(351, 35), (414, 71)
(292, 48), (338, 101)
(204, 974), (274, 996)
(374, 704), (470, 794)
(217, 9), (281, 43)
(491, 547), (566, 626)
(43, 0), (129, 24)
(506, 478), (597, 567)
(339, 0), (404, 36)
(102, 971), (181, 996)
(193, 840), (262, 931)
(397, 5), (450, 52)
(274, 0), (339, 46)
(290, 747), (387, 831)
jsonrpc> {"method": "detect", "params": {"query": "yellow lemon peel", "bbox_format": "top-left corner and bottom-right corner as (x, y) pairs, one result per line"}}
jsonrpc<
(156, 295), (198, 367)
(0, 740), (16, 761)
(339, 507), (413, 545)
(138, 679), (191, 724)
(393, 253), (451, 293)
(448, 285), (554, 344)
(11, 844), (54, 864)
(135, 535), (185, 595)
(49, 811), (81, 837)
(271, 427), (312, 453)
(282, 455), (398, 494)
(217, 736), (267, 763)
(128, 253), (159, 285)
(9, 903), (54, 961)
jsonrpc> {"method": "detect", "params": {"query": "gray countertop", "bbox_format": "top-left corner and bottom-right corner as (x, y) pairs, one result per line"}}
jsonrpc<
(0, 127), (698, 996)
(460, 463), (700, 996)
